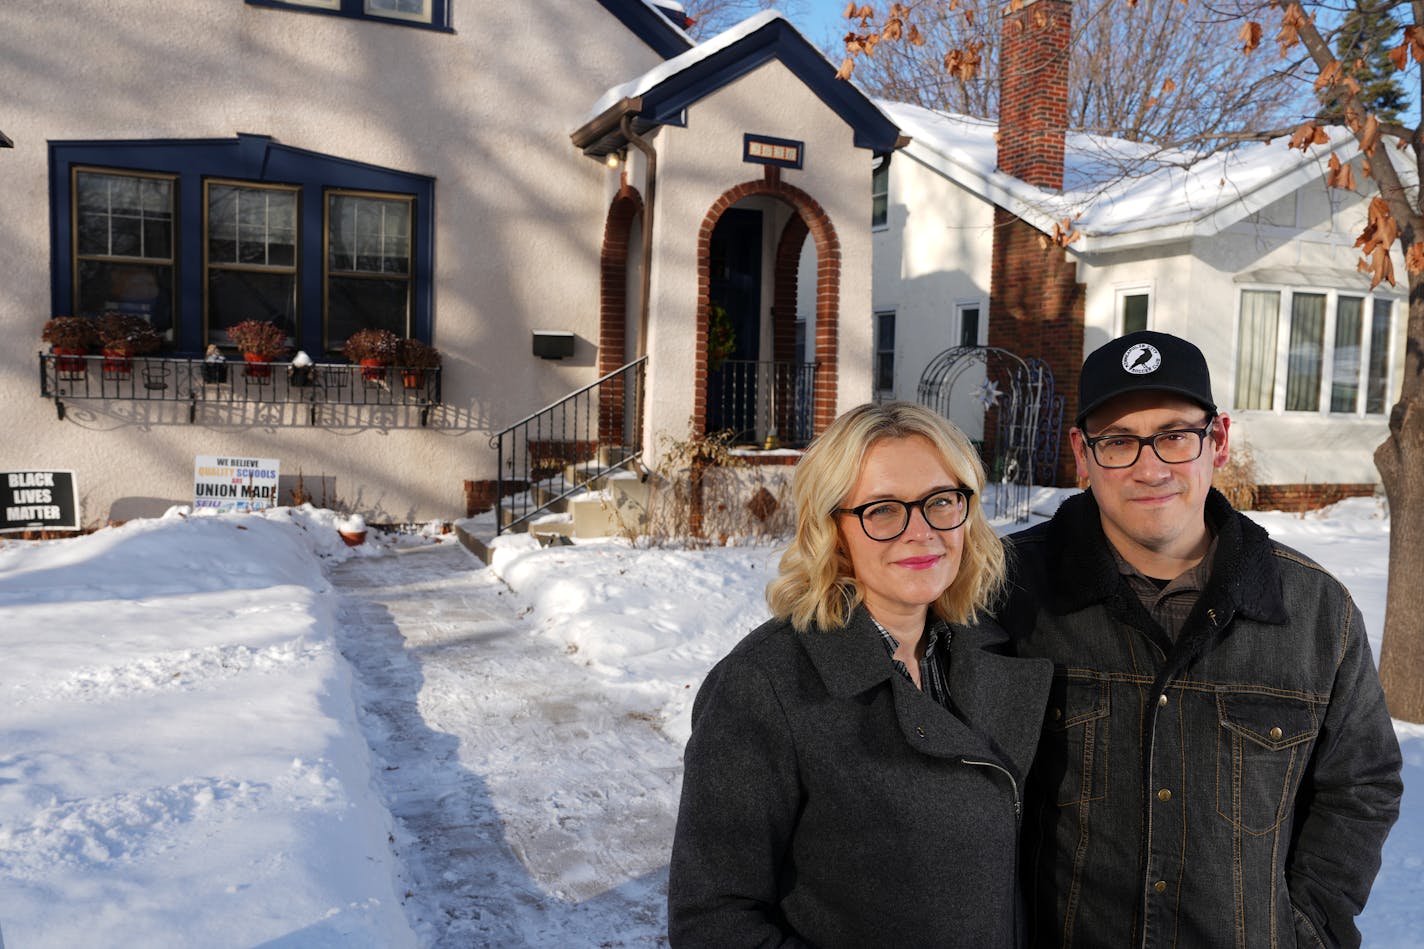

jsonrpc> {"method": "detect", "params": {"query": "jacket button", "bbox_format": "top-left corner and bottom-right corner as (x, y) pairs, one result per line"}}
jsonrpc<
(1154, 880), (1167, 894)
(916, 725), (927, 739)
(1050, 707), (1063, 722)
(1158, 693), (1168, 707)
(1269, 726), (1283, 740)
(1158, 788), (1172, 802)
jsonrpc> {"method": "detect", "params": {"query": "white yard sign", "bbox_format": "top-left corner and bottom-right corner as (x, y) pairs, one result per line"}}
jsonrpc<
(193, 456), (280, 513)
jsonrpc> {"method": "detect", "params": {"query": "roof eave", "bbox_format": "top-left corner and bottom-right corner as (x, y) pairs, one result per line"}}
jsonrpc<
(571, 97), (646, 156)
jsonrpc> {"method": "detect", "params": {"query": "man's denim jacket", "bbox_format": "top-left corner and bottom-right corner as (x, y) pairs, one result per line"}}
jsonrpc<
(999, 489), (1402, 948)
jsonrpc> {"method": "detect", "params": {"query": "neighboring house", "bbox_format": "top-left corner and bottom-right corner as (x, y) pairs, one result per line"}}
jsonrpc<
(871, 0), (1407, 506)
(1, 2), (898, 528)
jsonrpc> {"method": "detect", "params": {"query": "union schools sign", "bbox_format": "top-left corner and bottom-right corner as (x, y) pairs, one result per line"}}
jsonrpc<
(1, 470), (80, 533)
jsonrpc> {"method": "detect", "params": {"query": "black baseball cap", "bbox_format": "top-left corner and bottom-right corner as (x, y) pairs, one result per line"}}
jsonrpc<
(1076, 331), (1216, 428)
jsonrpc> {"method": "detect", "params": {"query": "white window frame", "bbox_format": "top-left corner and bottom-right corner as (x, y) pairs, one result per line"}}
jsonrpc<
(871, 157), (889, 231)
(954, 299), (987, 347)
(874, 309), (896, 398)
(1114, 284), (1153, 336)
(1231, 283), (1397, 417)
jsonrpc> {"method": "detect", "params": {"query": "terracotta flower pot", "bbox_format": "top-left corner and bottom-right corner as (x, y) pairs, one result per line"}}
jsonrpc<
(338, 529), (367, 547)
(52, 346), (88, 374)
(401, 369), (426, 389)
(243, 352), (273, 379)
(360, 358), (388, 383)
(102, 349), (133, 379)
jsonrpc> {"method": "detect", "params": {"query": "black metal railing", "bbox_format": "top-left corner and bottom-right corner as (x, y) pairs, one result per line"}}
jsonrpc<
(706, 359), (818, 448)
(490, 356), (647, 535)
(39, 353), (442, 425)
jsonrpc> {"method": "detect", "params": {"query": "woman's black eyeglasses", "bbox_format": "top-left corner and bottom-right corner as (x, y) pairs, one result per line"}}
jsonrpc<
(834, 488), (975, 541)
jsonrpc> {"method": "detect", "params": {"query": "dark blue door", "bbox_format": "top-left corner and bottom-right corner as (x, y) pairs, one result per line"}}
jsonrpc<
(706, 208), (762, 439)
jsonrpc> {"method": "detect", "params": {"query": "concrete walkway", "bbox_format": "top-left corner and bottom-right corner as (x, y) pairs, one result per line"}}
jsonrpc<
(326, 542), (675, 948)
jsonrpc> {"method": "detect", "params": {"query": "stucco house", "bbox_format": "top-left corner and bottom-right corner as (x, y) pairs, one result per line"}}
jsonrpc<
(2, 1), (898, 531)
(871, 0), (1408, 507)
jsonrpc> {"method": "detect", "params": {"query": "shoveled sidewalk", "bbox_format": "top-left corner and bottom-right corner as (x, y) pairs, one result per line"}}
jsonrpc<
(326, 541), (675, 948)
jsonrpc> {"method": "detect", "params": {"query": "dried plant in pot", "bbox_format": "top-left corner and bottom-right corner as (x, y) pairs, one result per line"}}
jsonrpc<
(342, 328), (400, 382)
(226, 319), (290, 379)
(396, 338), (440, 389)
(97, 312), (163, 378)
(42, 316), (98, 373)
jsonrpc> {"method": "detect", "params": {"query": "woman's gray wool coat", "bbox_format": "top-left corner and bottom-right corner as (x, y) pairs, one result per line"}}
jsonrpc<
(668, 606), (1052, 948)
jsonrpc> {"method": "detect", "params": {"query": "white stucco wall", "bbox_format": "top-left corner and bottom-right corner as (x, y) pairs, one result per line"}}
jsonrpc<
(872, 145), (997, 434)
(1, 4), (879, 524)
(640, 58), (877, 453)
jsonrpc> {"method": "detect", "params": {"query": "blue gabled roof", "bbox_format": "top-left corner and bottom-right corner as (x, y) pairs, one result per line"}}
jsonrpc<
(573, 11), (903, 157)
(594, 0), (695, 59)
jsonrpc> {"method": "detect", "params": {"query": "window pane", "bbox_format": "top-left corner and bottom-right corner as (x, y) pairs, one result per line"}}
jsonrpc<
(206, 270), (298, 347)
(1285, 293), (1325, 411)
(1366, 299), (1392, 413)
(1331, 296), (1364, 412)
(1122, 293), (1149, 334)
(1235, 290), (1279, 410)
(208, 184), (298, 267)
(959, 306), (979, 347)
(76, 260), (176, 335)
(871, 162), (889, 228)
(329, 193), (411, 275)
(327, 276), (410, 351)
(875, 312), (894, 391)
(366, 0), (431, 21)
(75, 170), (173, 260)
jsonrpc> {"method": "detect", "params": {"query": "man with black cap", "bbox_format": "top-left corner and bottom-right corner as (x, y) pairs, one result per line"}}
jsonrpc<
(998, 330), (1402, 948)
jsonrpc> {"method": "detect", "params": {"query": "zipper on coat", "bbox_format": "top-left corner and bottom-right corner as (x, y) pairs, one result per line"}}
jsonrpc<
(961, 757), (1021, 818)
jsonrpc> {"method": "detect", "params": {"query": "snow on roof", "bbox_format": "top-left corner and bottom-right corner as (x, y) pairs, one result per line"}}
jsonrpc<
(880, 99), (1380, 251)
(586, 10), (786, 123)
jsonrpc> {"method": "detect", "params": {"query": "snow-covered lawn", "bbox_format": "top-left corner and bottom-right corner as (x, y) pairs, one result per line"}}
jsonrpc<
(0, 494), (1418, 947)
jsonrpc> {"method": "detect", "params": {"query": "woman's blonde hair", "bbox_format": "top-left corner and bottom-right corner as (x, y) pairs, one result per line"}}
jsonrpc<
(766, 401), (1006, 632)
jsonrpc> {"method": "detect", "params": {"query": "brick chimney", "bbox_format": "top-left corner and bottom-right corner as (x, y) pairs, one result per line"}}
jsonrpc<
(988, 0), (1084, 486)
(997, 0), (1072, 189)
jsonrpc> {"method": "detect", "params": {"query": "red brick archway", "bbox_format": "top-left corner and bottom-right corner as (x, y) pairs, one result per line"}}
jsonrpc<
(597, 182), (644, 444)
(696, 175), (840, 438)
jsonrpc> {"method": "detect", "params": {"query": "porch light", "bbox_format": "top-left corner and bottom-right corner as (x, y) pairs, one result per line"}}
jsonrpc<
(605, 150), (622, 169)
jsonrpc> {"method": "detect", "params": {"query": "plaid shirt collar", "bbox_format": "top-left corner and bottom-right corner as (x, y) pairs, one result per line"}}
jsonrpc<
(869, 612), (953, 709)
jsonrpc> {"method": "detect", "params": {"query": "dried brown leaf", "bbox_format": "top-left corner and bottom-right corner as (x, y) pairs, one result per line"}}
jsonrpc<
(1326, 154), (1357, 190)
(1239, 21), (1262, 54)
(1314, 60), (1341, 92)
(1161, 77), (1177, 94)
(836, 57), (856, 80)
(1407, 242), (1424, 275)
(1359, 113), (1380, 155)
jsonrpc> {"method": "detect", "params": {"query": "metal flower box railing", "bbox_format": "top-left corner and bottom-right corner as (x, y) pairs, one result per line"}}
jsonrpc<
(39, 353), (442, 425)
(705, 359), (818, 449)
(490, 356), (647, 535)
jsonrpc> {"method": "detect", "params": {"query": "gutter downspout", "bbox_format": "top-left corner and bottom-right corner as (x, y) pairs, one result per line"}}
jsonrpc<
(620, 115), (656, 359)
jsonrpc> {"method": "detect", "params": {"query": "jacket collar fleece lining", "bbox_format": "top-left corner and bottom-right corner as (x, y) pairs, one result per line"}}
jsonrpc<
(1041, 487), (1289, 633)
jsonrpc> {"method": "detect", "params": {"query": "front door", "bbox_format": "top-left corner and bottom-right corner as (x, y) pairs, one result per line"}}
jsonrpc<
(706, 208), (762, 440)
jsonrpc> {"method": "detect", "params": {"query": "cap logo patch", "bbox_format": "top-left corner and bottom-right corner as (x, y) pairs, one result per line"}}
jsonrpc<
(1122, 342), (1162, 375)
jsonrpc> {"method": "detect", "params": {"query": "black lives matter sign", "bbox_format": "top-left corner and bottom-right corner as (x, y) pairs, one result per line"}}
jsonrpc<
(1, 470), (80, 533)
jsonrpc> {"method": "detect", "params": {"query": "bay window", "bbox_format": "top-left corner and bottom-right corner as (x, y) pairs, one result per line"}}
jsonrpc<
(1234, 286), (1395, 415)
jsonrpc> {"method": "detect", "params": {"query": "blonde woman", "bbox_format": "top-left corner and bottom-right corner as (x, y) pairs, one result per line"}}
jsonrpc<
(668, 401), (1051, 948)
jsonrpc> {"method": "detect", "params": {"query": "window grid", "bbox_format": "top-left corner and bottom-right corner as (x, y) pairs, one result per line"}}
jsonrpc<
(324, 189), (415, 351)
(871, 160), (889, 229)
(874, 310), (895, 393)
(203, 180), (301, 349)
(71, 167), (178, 335)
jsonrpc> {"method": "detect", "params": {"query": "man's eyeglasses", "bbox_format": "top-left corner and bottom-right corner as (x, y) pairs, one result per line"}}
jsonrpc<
(1081, 417), (1216, 469)
(834, 488), (975, 541)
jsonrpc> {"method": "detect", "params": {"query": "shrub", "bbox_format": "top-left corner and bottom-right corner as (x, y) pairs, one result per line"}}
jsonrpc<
(1214, 432), (1260, 511)
(97, 312), (163, 356)
(226, 319), (289, 359)
(397, 338), (441, 368)
(41, 315), (97, 349)
(342, 328), (400, 362)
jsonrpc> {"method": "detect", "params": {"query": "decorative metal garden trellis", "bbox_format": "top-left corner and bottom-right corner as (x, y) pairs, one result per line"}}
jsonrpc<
(916, 346), (1064, 523)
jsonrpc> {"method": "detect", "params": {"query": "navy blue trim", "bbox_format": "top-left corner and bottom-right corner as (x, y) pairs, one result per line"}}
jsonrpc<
(633, 17), (899, 152)
(245, 0), (452, 33)
(743, 133), (805, 169)
(593, 0), (693, 59)
(48, 135), (435, 357)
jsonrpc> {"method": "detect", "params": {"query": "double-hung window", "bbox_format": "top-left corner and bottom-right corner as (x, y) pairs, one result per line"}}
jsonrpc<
(874, 310), (895, 396)
(247, 0), (448, 29)
(51, 135), (434, 358)
(1234, 286), (1395, 415)
(871, 159), (889, 230)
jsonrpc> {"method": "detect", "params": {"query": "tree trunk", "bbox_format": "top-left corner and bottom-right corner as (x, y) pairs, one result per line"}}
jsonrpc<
(1374, 277), (1424, 723)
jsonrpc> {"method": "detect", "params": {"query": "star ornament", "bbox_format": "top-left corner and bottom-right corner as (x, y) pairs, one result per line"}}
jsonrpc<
(976, 379), (1002, 411)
